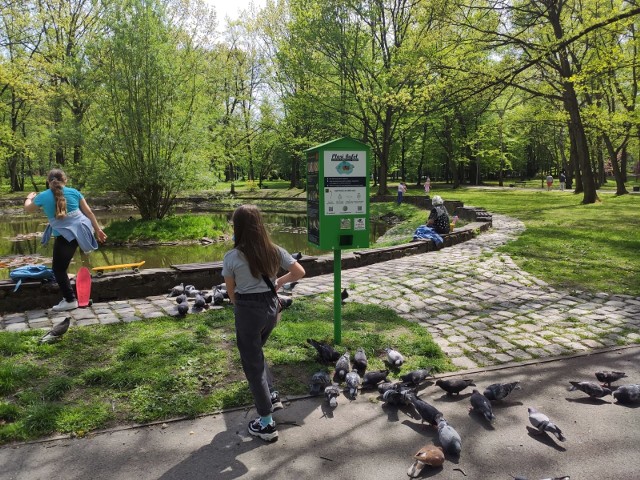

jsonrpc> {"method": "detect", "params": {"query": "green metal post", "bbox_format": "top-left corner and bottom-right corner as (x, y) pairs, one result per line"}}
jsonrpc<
(333, 248), (342, 344)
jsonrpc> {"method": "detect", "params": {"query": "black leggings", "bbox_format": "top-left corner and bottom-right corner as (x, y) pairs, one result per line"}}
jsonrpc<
(52, 236), (78, 301)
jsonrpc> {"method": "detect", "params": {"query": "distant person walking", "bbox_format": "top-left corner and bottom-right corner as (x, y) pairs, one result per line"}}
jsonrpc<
(397, 182), (407, 204)
(546, 174), (554, 191)
(424, 176), (431, 199)
(559, 170), (566, 191)
(24, 168), (107, 312)
(222, 205), (305, 442)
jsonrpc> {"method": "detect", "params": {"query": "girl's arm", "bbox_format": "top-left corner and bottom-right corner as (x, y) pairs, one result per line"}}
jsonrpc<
(80, 198), (107, 243)
(224, 276), (236, 304)
(275, 261), (306, 291)
(24, 192), (39, 213)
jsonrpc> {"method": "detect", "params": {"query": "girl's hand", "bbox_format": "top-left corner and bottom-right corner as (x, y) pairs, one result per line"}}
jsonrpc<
(96, 229), (107, 243)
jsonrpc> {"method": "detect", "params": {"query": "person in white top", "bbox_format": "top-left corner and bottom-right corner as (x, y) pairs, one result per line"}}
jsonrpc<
(397, 182), (407, 204)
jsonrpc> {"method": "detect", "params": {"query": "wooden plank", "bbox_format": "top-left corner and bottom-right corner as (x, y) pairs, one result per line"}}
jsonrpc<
(171, 262), (223, 271)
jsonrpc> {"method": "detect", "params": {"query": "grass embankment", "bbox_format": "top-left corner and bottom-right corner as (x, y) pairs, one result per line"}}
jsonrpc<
(0, 299), (450, 444)
(103, 215), (230, 244)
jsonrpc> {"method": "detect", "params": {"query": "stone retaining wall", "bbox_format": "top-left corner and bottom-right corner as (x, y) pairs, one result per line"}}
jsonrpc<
(0, 220), (492, 313)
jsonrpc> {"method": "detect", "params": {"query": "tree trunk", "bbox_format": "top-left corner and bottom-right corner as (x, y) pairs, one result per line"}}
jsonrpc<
(602, 134), (629, 195)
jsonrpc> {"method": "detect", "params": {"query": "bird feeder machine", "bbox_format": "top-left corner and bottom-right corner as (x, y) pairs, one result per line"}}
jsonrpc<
(306, 137), (371, 344)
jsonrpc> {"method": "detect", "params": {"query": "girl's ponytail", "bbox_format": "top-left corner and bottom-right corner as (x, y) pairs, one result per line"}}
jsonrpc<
(47, 169), (67, 219)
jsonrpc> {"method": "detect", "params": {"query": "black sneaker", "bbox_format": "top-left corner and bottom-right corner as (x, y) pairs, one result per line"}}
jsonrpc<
(248, 417), (278, 442)
(270, 390), (284, 411)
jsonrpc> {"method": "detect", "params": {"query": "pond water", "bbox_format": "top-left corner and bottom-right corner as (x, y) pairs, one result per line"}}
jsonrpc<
(0, 211), (390, 280)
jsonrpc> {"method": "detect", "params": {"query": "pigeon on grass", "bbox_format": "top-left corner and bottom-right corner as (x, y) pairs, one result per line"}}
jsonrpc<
(307, 338), (340, 363)
(333, 351), (351, 382)
(353, 347), (368, 374)
(528, 407), (565, 442)
(341, 288), (349, 304)
(384, 347), (405, 367)
(345, 370), (361, 399)
(309, 372), (332, 395)
(362, 370), (389, 388)
(39, 317), (71, 344)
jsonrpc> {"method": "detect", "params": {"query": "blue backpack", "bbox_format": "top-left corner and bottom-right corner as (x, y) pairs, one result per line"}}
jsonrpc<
(9, 265), (56, 292)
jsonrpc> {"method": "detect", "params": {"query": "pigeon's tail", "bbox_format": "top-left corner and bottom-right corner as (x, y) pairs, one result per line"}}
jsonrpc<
(485, 411), (496, 422)
(549, 426), (566, 442)
(469, 381), (477, 387)
(329, 396), (338, 407)
(513, 382), (522, 390)
(568, 381), (580, 391)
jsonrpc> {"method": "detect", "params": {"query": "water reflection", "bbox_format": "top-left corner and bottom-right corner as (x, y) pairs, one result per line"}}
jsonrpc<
(0, 212), (389, 280)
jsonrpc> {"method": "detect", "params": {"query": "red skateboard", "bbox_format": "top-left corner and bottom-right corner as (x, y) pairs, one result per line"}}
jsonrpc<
(76, 267), (92, 308)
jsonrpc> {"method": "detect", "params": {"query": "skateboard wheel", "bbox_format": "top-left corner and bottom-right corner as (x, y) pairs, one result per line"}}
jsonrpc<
(95, 271), (104, 277)
(133, 268), (140, 273)
(89, 299), (93, 306)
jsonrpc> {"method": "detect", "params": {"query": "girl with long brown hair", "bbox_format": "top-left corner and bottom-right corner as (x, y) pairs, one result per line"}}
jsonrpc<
(24, 169), (107, 311)
(222, 205), (305, 442)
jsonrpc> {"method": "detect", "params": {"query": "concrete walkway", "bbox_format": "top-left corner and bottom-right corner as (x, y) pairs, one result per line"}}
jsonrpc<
(2, 214), (640, 371)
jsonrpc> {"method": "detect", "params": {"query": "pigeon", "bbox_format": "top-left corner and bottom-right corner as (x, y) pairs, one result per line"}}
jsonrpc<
(334, 351), (351, 382)
(324, 384), (341, 407)
(39, 317), (71, 344)
(278, 296), (293, 309)
(483, 381), (521, 401)
(409, 394), (443, 427)
(407, 444), (445, 477)
(435, 378), (475, 395)
(176, 303), (189, 316)
(212, 287), (225, 306)
(341, 288), (349, 304)
(203, 292), (213, 304)
(383, 388), (413, 406)
(168, 283), (184, 297)
(353, 347), (368, 374)
(512, 476), (570, 480)
(309, 371), (332, 395)
(384, 347), (405, 366)
(193, 294), (206, 309)
(175, 293), (188, 304)
(282, 281), (298, 293)
(437, 417), (462, 455)
(184, 284), (196, 294)
(612, 384), (640, 404)
(470, 389), (496, 422)
(213, 284), (229, 299)
(378, 381), (402, 394)
(595, 371), (627, 388)
(186, 286), (201, 298)
(528, 407), (565, 441)
(362, 370), (389, 388)
(401, 368), (433, 386)
(345, 369), (361, 398)
(307, 338), (341, 363)
(568, 381), (612, 399)
(292, 252), (303, 261)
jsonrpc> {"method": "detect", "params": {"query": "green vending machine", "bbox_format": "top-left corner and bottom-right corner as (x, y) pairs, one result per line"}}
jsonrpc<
(306, 137), (370, 343)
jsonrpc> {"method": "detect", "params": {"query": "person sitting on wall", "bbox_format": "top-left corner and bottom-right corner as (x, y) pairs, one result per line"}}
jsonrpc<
(427, 195), (450, 234)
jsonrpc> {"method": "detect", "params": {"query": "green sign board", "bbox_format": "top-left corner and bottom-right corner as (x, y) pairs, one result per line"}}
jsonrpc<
(306, 137), (370, 250)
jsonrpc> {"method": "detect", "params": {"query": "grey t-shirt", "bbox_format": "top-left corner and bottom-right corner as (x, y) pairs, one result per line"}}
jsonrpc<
(222, 245), (296, 294)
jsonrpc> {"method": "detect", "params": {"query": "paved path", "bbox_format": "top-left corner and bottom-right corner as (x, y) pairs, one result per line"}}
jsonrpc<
(2, 214), (639, 370)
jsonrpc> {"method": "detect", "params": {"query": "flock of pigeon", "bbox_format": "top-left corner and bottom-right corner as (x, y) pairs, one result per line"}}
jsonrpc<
(304, 339), (640, 479)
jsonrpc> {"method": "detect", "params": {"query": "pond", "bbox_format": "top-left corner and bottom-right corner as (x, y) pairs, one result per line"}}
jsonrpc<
(0, 211), (391, 280)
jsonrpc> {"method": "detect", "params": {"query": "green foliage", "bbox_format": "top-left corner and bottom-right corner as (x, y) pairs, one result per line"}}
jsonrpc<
(103, 215), (230, 243)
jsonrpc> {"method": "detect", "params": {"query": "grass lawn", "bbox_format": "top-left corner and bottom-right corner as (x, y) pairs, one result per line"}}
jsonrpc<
(0, 298), (450, 444)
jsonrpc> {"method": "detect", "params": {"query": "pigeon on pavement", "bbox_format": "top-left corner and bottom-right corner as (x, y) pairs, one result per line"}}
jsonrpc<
(345, 369), (361, 398)
(334, 351), (351, 382)
(528, 407), (566, 441)
(353, 347), (368, 374)
(362, 370), (389, 388)
(39, 317), (71, 344)
(292, 252), (303, 261)
(211, 287), (225, 306)
(307, 338), (341, 363)
(168, 283), (184, 297)
(401, 368), (433, 386)
(382, 388), (413, 406)
(282, 281), (298, 293)
(612, 384), (640, 404)
(324, 384), (341, 407)
(309, 371), (332, 395)
(470, 389), (496, 422)
(193, 294), (206, 310)
(437, 417), (462, 455)
(409, 394), (443, 427)
(378, 381), (402, 394)
(568, 381), (612, 399)
(435, 378), (475, 395)
(176, 303), (189, 316)
(407, 444), (445, 477)
(483, 381), (521, 401)
(595, 371), (627, 388)
(175, 293), (187, 304)
(385, 347), (405, 366)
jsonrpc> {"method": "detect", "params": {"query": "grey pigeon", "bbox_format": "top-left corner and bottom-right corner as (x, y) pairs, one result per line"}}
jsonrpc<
(378, 381), (402, 394)
(193, 294), (206, 309)
(168, 283), (184, 297)
(362, 370), (389, 388)
(435, 378), (475, 395)
(307, 338), (341, 363)
(203, 293), (213, 304)
(292, 252), (303, 261)
(212, 287), (225, 306)
(384, 347), (405, 367)
(613, 384), (640, 404)
(213, 284), (229, 299)
(568, 381), (612, 399)
(470, 389), (496, 422)
(437, 417), (462, 455)
(39, 317), (71, 344)
(334, 351), (351, 382)
(595, 371), (627, 388)
(383, 388), (412, 406)
(175, 293), (187, 304)
(353, 347), (368, 374)
(186, 287), (201, 298)
(401, 368), (433, 386)
(341, 288), (349, 304)
(282, 281), (298, 293)
(324, 384), (341, 407)
(409, 394), (443, 426)
(176, 303), (189, 316)
(512, 477), (570, 480)
(345, 369), (361, 398)
(483, 381), (521, 401)
(309, 371), (332, 395)
(528, 407), (565, 441)
(278, 296), (293, 309)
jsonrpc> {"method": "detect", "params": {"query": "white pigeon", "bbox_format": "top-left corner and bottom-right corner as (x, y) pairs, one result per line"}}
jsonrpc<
(384, 347), (405, 366)
(345, 369), (361, 398)
(528, 407), (566, 441)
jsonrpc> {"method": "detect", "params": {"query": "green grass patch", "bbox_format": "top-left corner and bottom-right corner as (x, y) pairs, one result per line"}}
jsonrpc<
(0, 298), (450, 444)
(104, 214), (230, 243)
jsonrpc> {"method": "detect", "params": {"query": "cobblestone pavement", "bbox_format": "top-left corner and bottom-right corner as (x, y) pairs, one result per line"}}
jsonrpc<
(2, 213), (639, 369)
